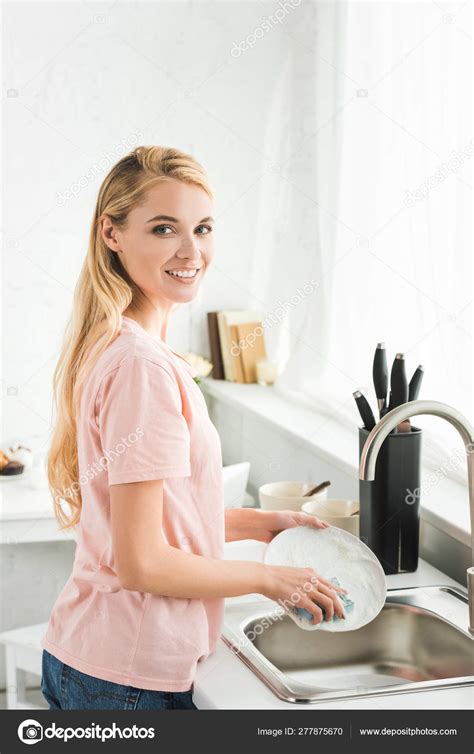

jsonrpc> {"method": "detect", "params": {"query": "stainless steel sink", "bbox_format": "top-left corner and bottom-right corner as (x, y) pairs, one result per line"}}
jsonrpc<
(222, 586), (474, 703)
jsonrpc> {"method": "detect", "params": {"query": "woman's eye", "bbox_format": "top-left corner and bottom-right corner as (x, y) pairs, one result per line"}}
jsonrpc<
(153, 225), (174, 235)
(195, 225), (213, 235)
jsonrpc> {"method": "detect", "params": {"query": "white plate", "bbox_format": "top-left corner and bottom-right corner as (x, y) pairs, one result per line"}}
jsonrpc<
(264, 525), (386, 632)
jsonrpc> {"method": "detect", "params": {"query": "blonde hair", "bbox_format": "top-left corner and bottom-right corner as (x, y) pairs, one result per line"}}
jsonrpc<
(48, 146), (213, 530)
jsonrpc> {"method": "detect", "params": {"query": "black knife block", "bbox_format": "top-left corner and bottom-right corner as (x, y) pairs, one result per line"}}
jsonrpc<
(358, 426), (422, 575)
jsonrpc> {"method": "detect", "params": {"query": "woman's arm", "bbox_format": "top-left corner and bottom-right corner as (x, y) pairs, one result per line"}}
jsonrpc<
(110, 478), (266, 598)
(224, 507), (329, 543)
(110, 479), (347, 620)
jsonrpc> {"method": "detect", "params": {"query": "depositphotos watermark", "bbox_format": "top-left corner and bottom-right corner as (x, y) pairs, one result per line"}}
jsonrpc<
(231, 0), (301, 58)
(405, 442), (474, 504)
(229, 574), (319, 654)
(404, 140), (474, 207)
(18, 719), (155, 744)
(56, 128), (143, 206)
(230, 278), (319, 357)
(51, 427), (144, 505)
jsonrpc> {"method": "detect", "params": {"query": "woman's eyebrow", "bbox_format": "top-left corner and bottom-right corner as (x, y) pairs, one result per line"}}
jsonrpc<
(146, 214), (215, 224)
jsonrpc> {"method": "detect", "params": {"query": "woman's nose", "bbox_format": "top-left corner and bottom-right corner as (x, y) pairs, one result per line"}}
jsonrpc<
(176, 237), (201, 260)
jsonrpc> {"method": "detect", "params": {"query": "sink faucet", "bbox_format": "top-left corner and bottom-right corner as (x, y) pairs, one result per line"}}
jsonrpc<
(359, 400), (474, 635)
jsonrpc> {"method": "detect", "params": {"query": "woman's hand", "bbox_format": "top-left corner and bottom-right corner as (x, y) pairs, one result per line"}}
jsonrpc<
(224, 509), (345, 624)
(261, 564), (347, 624)
(224, 507), (329, 544)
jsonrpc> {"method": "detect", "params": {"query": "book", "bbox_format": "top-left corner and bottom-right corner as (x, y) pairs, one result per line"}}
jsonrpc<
(217, 312), (232, 380)
(217, 310), (263, 381)
(229, 324), (245, 383)
(235, 321), (267, 383)
(207, 312), (225, 379)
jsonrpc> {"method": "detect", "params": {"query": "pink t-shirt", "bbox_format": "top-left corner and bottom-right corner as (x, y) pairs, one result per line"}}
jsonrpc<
(41, 315), (225, 692)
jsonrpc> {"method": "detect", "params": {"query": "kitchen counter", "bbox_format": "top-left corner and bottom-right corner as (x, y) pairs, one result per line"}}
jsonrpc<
(0, 463), (253, 544)
(194, 540), (473, 709)
(0, 470), (76, 545)
(4, 471), (472, 708)
(201, 378), (471, 549)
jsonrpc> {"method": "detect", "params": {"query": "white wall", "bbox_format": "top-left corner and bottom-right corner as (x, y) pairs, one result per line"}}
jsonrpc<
(3, 0), (319, 454)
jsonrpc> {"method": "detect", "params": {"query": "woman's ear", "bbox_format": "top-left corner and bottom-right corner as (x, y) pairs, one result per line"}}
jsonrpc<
(100, 214), (122, 253)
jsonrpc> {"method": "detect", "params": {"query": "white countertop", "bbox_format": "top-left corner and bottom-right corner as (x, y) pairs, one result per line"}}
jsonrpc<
(0, 468), (76, 545)
(0, 463), (253, 544)
(193, 540), (473, 710)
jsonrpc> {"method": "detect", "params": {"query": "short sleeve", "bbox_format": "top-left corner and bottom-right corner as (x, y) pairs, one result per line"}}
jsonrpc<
(96, 356), (191, 484)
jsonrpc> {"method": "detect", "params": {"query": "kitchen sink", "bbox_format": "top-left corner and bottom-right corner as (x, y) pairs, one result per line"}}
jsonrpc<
(222, 586), (474, 703)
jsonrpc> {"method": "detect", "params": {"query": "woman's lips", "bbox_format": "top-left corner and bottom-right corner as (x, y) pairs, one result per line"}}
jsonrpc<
(164, 268), (202, 284)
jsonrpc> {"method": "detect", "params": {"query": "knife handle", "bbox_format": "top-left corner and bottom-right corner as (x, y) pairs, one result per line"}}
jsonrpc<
(390, 353), (408, 409)
(353, 391), (376, 431)
(408, 365), (424, 401)
(373, 342), (388, 409)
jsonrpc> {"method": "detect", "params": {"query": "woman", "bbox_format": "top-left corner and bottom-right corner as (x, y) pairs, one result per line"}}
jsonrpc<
(40, 145), (346, 711)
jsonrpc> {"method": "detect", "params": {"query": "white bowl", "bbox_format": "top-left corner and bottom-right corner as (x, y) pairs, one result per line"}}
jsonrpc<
(301, 498), (360, 536)
(258, 481), (328, 512)
(222, 462), (250, 508)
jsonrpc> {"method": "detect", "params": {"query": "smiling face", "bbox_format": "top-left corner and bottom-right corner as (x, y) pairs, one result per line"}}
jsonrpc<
(101, 178), (215, 306)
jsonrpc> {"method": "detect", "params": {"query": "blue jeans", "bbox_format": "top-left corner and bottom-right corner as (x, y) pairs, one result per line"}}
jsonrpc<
(41, 649), (198, 710)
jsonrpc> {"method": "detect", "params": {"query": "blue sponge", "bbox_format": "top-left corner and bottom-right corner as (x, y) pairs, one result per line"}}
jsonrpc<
(294, 577), (354, 623)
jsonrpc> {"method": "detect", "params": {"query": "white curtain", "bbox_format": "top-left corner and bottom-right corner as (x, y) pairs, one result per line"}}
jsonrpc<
(249, 0), (349, 396)
(254, 1), (472, 482)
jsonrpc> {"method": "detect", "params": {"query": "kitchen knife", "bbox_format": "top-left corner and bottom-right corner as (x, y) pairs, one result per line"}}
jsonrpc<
(390, 353), (408, 409)
(381, 390), (397, 432)
(353, 390), (376, 431)
(408, 365), (424, 401)
(391, 353), (410, 432)
(372, 342), (388, 417)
